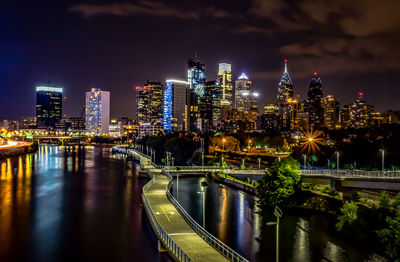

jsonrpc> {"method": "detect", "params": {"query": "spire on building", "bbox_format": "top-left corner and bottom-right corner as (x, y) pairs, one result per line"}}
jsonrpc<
(238, 73), (249, 80)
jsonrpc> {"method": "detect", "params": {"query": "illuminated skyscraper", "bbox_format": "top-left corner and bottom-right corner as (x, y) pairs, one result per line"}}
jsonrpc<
(217, 63), (233, 108)
(321, 95), (339, 129)
(307, 72), (324, 129)
(187, 53), (206, 97)
(201, 80), (221, 128)
(234, 73), (252, 111)
(163, 80), (190, 132)
(348, 92), (374, 129)
(36, 86), (63, 128)
(146, 81), (163, 123)
(277, 59), (294, 130)
(261, 103), (279, 131)
(136, 85), (150, 124)
(85, 88), (110, 136)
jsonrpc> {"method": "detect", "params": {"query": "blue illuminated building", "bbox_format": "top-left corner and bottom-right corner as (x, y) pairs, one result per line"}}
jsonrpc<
(163, 82), (173, 131)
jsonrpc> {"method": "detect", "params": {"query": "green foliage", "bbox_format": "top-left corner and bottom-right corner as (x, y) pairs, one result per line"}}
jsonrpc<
(376, 210), (400, 259)
(392, 193), (400, 210)
(240, 164), (246, 170)
(301, 182), (313, 190)
(257, 157), (300, 208)
(379, 191), (391, 209)
(322, 185), (331, 194)
(336, 201), (358, 231)
(221, 161), (229, 169)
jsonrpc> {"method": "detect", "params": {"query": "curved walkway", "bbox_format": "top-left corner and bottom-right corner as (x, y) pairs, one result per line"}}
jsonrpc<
(143, 172), (228, 262)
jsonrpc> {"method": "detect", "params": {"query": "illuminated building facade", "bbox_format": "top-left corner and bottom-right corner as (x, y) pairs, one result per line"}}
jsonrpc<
(261, 103), (279, 131)
(277, 60), (294, 131)
(146, 81), (163, 123)
(217, 63), (233, 109)
(187, 53), (206, 97)
(307, 73), (324, 129)
(136, 85), (150, 124)
(36, 86), (63, 128)
(85, 88), (110, 136)
(163, 80), (190, 132)
(321, 95), (339, 130)
(340, 105), (351, 129)
(348, 93), (375, 129)
(201, 80), (221, 127)
(234, 73), (252, 111)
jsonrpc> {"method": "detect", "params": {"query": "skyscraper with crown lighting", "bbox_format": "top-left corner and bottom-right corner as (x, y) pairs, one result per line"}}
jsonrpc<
(277, 59), (294, 131)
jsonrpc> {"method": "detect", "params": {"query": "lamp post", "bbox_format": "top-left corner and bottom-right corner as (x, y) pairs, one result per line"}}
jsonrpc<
(222, 138), (226, 151)
(380, 149), (385, 172)
(221, 156), (224, 169)
(303, 154), (306, 168)
(336, 152), (340, 171)
(201, 151), (204, 167)
(258, 158), (261, 170)
(200, 181), (208, 228)
(267, 206), (282, 262)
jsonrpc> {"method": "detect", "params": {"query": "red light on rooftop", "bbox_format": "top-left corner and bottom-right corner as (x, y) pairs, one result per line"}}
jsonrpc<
(135, 86), (141, 90)
(314, 72), (317, 76)
(284, 59), (287, 63)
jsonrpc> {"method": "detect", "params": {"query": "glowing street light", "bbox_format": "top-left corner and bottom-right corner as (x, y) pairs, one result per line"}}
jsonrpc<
(222, 138), (226, 151)
(380, 149), (385, 172)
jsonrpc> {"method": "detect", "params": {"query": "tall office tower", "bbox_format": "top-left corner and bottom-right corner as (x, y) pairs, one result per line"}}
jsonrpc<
(187, 53), (206, 97)
(163, 80), (191, 132)
(217, 63), (233, 109)
(201, 81), (221, 128)
(234, 73), (254, 111)
(85, 88), (110, 136)
(136, 85), (150, 124)
(277, 60), (294, 131)
(36, 86), (63, 128)
(321, 95), (339, 130)
(296, 100), (309, 130)
(145, 81), (163, 123)
(349, 92), (374, 129)
(340, 105), (351, 129)
(307, 72), (324, 129)
(261, 103), (279, 131)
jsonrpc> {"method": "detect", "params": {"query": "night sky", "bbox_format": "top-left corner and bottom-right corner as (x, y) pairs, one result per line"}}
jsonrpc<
(1, 0), (400, 119)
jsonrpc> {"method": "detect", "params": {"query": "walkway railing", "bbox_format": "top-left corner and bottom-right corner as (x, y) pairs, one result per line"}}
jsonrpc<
(300, 169), (400, 178)
(164, 172), (249, 262)
(142, 176), (194, 262)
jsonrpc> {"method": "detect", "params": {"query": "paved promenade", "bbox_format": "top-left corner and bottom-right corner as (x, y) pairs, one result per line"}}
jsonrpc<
(143, 172), (228, 261)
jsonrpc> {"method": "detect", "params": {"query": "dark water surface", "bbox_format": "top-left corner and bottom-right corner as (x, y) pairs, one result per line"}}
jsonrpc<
(0, 145), (386, 262)
(172, 177), (386, 262)
(0, 145), (170, 262)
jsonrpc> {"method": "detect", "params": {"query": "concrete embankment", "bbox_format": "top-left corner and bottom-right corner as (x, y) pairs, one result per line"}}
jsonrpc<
(211, 172), (258, 195)
(0, 143), (38, 159)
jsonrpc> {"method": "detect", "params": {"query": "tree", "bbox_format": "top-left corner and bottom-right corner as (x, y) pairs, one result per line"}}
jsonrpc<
(379, 190), (391, 209)
(257, 157), (300, 208)
(392, 193), (400, 210)
(336, 201), (358, 231)
(376, 210), (400, 259)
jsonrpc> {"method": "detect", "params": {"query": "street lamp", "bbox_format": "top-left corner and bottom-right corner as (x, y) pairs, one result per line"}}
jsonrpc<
(222, 138), (226, 151)
(199, 181), (208, 228)
(202, 151), (204, 167)
(336, 152), (340, 171)
(258, 158), (261, 170)
(303, 154), (307, 168)
(266, 206), (282, 262)
(380, 149), (385, 172)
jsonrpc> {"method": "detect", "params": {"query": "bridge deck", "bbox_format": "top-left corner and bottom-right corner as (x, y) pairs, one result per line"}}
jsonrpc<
(144, 172), (228, 262)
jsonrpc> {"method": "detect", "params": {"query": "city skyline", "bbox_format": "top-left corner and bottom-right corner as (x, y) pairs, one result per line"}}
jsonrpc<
(1, 1), (400, 119)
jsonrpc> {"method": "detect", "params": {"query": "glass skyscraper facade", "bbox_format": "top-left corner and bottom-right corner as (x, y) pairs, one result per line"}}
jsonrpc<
(277, 60), (294, 131)
(217, 63), (233, 108)
(36, 86), (63, 128)
(307, 73), (324, 129)
(85, 88), (110, 136)
(187, 54), (206, 97)
(163, 80), (190, 132)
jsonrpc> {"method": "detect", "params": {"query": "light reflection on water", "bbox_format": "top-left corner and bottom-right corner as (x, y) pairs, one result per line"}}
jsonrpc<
(173, 176), (386, 262)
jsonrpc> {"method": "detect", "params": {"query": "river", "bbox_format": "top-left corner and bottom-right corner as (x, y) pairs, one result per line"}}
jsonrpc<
(0, 145), (385, 261)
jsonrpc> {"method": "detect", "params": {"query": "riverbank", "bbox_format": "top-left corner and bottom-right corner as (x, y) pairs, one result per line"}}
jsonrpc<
(0, 141), (38, 159)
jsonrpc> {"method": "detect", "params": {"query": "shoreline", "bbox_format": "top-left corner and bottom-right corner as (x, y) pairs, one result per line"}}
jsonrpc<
(0, 142), (38, 159)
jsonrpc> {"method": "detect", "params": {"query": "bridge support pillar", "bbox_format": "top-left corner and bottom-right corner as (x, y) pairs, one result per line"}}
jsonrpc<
(330, 178), (342, 191)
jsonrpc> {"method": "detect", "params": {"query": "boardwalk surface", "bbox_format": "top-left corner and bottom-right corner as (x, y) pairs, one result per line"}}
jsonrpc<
(143, 171), (228, 262)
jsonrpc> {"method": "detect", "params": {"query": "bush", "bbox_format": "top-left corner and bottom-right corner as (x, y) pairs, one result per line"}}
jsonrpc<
(322, 185), (331, 194)
(376, 210), (400, 259)
(257, 157), (300, 208)
(336, 201), (358, 231)
(379, 191), (391, 209)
